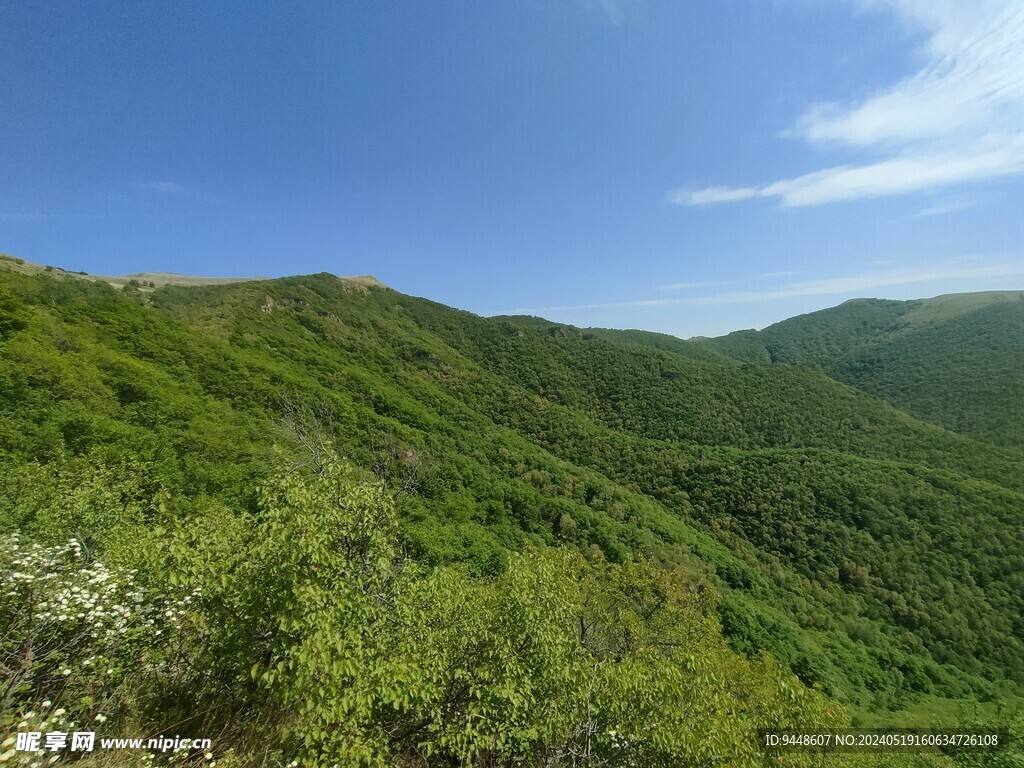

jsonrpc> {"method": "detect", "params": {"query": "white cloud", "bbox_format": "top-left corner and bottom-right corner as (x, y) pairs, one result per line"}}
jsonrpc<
(689, 259), (1024, 303)
(139, 181), (185, 194)
(504, 257), (1024, 313)
(796, 2), (1024, 147)
(668, 186), (758, 205)
(672, 1), (1024, 206)
(767, 136), (1024, 206)
(659, 280), (727, 290)
(914, 199), (980, 217)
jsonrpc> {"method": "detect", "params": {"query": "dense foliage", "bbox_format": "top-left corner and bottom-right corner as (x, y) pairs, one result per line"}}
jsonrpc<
(2, 261), (1022, 765)
(3, 459), (848, 766)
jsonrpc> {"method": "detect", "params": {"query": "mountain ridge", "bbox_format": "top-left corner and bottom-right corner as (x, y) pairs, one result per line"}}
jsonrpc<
(0, 252), (389, 291)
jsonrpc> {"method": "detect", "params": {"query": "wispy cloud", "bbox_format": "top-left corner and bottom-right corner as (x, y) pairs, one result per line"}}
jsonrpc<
(914, 199), (980, 217)
(671, 1), (1024, 206)
(138, 180), (185, 194)
(507, 296), (679, 313)
(1, 211), (118, 223)
(659, 280), (727, 291)
(689, 259), (1024, 304)
(0, 212), (50, 222)
(504, 257), (1024, 313)
(670, 186), (758, 205)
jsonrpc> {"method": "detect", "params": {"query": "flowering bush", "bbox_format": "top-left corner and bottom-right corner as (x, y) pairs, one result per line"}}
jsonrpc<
(0, 533), (189, 736)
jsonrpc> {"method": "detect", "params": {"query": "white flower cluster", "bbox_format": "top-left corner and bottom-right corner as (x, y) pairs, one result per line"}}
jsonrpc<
(3, 534), (196, 641)
(2, 535), (214, 768)
(2, 534), (72, 597)
(5, 536), (151, 649)
(2, 533), (200, 709)
(36, 562), (143, 647)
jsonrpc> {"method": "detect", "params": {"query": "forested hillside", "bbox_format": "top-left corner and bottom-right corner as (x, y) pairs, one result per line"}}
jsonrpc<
(696, 292), (1024, 448)
(2, 260), (1022, 766)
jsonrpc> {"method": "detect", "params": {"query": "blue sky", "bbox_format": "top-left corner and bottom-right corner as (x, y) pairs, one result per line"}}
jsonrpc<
(2, 0), (1023, 337)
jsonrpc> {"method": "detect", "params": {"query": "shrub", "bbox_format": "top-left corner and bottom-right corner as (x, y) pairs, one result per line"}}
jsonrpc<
(1, 534), (188, 732)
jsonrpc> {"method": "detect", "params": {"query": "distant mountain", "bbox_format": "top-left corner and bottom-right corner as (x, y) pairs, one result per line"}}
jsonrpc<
(696, 291), (1024, 448)
(2, 260), (1023, 763)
